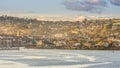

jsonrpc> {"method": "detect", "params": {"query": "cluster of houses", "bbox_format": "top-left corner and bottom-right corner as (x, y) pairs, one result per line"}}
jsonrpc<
(24, 21), (120, 49)
(0, 35), (28, 50)
(0, 18), (120, 50)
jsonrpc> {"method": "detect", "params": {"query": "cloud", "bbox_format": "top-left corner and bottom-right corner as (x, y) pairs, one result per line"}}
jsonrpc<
(110, 0), (120, 6)
(62, 0), (108, 13)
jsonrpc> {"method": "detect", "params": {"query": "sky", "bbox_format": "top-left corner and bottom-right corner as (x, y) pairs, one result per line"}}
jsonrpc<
(0, 0), (120, 21)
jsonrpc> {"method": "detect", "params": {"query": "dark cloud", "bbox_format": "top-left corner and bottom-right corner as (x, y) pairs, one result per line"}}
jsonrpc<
(62, 0), (108, 13)
(110, 0), (120, 6)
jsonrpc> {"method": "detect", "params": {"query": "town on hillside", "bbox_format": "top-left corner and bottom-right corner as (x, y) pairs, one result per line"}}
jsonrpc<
(0, 15), (120, 50)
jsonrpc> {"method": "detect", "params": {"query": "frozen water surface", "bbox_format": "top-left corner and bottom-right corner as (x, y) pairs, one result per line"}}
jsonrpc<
(0, 49), (120, 68)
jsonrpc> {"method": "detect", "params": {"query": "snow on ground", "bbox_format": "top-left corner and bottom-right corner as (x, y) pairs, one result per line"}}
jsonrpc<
(0, 60), (112, 68)
(0, 49), (120, 68)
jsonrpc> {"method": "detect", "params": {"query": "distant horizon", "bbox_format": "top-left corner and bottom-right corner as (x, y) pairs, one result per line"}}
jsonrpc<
(0, 0), (120, 20)
(0, 11), (120, 21)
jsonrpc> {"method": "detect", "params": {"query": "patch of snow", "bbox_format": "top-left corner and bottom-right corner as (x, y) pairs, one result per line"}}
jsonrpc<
(78, 54), (96, 62)
(24, 56), (47, 59)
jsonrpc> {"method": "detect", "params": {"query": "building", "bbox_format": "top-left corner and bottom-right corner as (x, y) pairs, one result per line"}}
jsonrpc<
(0, 35), (26, 48)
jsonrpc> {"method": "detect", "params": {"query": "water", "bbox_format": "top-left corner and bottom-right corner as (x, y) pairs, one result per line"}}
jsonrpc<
(0, 49), (120, 68)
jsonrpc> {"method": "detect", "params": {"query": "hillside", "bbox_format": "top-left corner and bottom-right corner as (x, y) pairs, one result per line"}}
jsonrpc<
(0, 15), (120, 50)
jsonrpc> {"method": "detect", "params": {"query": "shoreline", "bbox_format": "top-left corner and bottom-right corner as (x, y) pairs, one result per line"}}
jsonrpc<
(24, 48), (120, 51)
